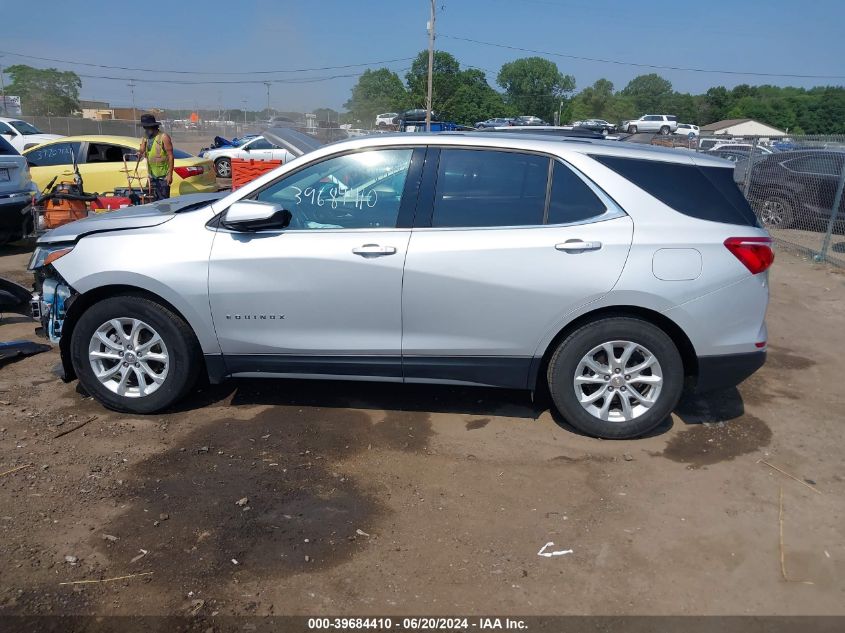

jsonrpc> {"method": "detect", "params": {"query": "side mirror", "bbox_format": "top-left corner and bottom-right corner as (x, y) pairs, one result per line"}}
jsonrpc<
(242, 145), (250, 152)
(222, 200), (292, 232)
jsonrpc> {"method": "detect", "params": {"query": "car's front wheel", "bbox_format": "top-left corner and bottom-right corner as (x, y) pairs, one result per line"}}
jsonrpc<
(70, 295), (201, 414)
(547, 317), (683, 439)
(215, 157), (232, 178)
(627, 125), (638, 134)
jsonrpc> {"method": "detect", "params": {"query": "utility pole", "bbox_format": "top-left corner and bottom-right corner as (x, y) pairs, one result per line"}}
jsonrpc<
(0, 57), (7, 116)
(425, 0), (435, 132)
(242, 97), (248, 128)
(128, 80), (137, 133)
(263, 82), (271, 120)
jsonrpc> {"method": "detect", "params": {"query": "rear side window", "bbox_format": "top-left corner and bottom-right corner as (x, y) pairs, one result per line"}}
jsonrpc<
(590, 154), (759, 227)
(0, 134), (17, 156)
(432, 149), (548, 227)
(547, 162), (606, 224)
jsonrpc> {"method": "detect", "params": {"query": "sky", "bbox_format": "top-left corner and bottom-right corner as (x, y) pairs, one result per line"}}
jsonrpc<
(1, 0), (844, 114)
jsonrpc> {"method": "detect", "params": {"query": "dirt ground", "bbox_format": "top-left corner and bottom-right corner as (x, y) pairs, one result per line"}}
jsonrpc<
(0, 243), (843, 619)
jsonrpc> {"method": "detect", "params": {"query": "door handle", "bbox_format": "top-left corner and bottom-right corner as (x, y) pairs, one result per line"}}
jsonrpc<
(352, 244), (397, 256)
(555, 240), (602, 252)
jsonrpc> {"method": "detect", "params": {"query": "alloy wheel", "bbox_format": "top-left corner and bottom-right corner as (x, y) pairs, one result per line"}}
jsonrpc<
(572, 340), (663, 422)
(216, 159), (231, 178)
(760, 199), (785, 227)
(88, 318), (169, 398)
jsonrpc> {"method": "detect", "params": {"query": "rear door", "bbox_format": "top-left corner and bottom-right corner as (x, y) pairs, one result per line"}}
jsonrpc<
(401, 147), (633, 388)
(78, 141), (136, 194)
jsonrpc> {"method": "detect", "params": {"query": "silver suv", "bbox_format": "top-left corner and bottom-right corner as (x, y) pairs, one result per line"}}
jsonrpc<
(29, 133), (772, 438)
(625, 115), (679, 135)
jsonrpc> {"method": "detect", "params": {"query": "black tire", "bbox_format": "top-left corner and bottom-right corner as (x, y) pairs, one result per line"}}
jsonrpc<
(214, 157), (232, 179)
(547, 317), (683, 439)
(659, 125), (670, 135)
(70, 295), (202, 414)
(627, 125), (637, 134)
(758, 193), (796, 229)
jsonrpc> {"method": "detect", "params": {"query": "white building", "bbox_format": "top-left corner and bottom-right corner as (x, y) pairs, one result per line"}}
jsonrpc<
(700, 118), (787, 136)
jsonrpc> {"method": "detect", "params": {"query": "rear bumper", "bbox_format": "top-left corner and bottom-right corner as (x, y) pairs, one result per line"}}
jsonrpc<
(695, 350), (766, 392)
(0, 194), (31, 231)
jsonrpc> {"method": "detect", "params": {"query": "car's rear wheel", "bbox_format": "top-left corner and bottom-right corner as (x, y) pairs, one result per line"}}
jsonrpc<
(758, 194), (795, 229)
(627, 125), (637, 134)
(547, 317), (683, 439)
(659, 125), (670, 135)
(215, 157), (232, 178)
(70, 295), (201, 414)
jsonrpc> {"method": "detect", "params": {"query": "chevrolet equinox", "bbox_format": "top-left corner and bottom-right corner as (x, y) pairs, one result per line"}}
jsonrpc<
(30, 133), (772, 438)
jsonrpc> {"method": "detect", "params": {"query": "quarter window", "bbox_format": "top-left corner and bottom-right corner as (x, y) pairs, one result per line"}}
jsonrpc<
(547, 162), (607, 224)
(431, 149), (549, 227)
(255, 148), (413, 230)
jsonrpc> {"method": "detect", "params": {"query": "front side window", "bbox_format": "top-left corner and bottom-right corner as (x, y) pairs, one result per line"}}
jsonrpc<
(247, 137), (273, 150)
(25, 142), (82, 167)
(0, 121), (15, 135)
(255, 148), (413, 230)
(547, 162), (607, 224)
(431, 149), (549, 228)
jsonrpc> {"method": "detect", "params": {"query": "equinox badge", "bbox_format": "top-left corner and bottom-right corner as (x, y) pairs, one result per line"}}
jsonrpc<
(225, 314), (285, 320)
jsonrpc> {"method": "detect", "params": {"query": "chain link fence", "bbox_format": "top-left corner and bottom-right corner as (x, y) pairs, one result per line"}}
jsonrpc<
(653, 134), (845, 267)
(12, 117), (845, 266)
(17, 115), (256, 146)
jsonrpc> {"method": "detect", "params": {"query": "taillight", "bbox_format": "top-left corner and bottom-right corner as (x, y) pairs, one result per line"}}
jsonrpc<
(174, 165), (204, 179)
(724, 237), (774, 274)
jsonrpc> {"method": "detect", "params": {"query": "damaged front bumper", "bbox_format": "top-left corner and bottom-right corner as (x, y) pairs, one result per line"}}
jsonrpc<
(31, 275), (74, 344)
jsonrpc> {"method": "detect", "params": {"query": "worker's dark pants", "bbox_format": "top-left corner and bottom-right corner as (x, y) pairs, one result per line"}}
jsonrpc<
(150, 177), (171, 201)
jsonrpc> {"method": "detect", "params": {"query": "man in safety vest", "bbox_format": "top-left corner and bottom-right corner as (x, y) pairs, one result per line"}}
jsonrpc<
(138, 114), (174, 200)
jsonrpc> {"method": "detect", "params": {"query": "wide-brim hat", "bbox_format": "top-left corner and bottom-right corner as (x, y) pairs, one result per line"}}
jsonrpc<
(140, 114), (160, 128)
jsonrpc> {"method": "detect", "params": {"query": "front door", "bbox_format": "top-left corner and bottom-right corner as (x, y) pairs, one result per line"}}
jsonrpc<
(401, 148), (633, 388)
(208, 146), (423, 378)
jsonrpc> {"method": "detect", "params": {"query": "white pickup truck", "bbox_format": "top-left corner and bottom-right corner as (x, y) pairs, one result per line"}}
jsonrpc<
(624, 115), (678, 135)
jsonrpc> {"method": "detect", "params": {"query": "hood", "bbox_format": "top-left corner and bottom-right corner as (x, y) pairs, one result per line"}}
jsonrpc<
(38, 192), (224, 243)
(263, 127), (323, 157)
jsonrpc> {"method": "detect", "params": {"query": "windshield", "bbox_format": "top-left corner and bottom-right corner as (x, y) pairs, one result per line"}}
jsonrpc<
(10, 120), (43, 135)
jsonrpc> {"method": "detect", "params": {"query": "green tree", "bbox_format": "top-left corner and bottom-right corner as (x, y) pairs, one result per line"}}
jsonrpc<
(4, 64), (81, 116)
(569, 78), (615, 122)
(405, 50), (463, 113)
(445, 68), (509, 125)
(620, 73), (673, 114)
(496, 57), (575, 122)
(344, 68), (408, 126)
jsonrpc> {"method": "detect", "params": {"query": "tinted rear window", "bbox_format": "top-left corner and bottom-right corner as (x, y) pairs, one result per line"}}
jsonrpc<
(590, 154), (759, 227)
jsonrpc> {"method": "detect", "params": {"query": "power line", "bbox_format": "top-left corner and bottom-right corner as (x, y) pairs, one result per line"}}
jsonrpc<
(442, 34), (845, 80)
(0, 49), (414, 76)
(68, 67), (409, 86)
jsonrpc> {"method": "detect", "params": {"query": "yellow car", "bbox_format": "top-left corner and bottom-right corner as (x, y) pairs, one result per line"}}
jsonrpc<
(23, 135), (217, 197)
